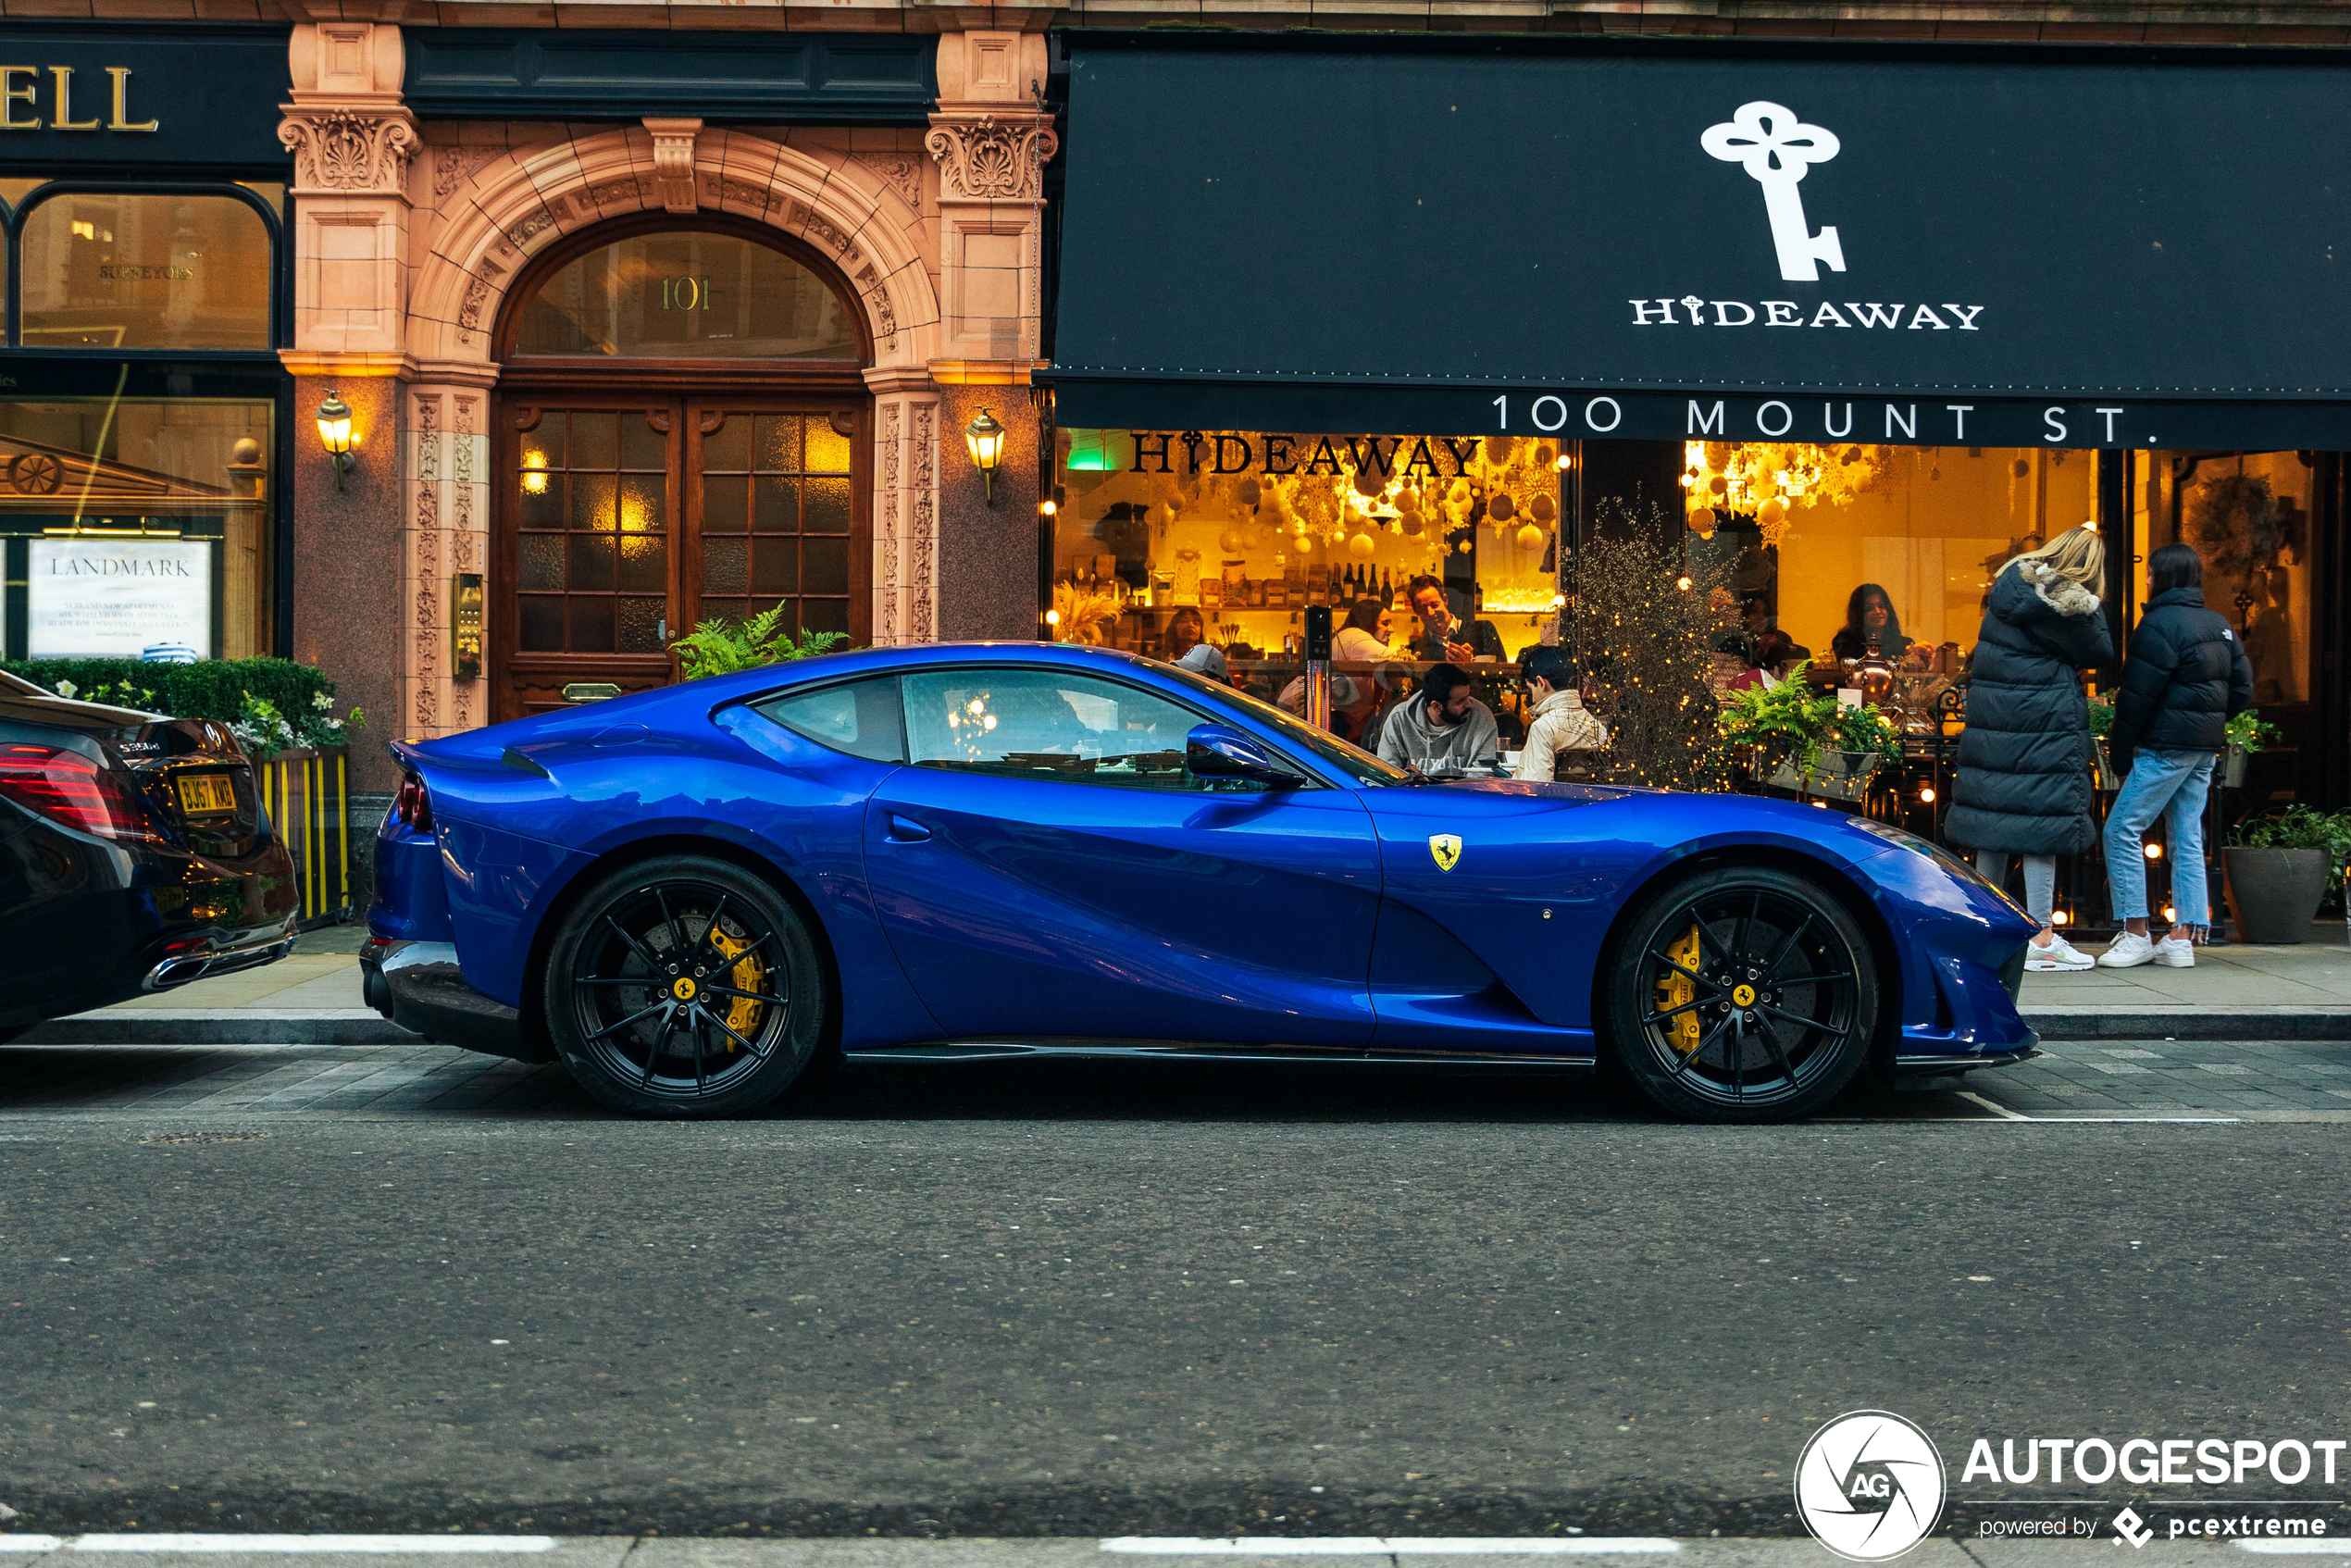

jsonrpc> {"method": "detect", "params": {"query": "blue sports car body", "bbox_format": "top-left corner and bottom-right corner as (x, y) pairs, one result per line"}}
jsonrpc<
(363, 642), (2037, 1120)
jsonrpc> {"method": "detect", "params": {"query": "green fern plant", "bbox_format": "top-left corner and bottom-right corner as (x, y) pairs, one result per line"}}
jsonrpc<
(670, 606), (850, 678)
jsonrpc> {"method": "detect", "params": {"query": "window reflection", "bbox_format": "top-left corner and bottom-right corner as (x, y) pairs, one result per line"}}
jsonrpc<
(19, 193), (270, 350)
(515, 232), (859, 361)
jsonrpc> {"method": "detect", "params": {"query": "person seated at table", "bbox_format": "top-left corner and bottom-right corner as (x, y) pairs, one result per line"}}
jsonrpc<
(1375, 662), (1499, 772)
(1406, 576), (1506, 663)
(1723, 629), (1810, 692)
(1331, 598), (1393, 662)
(1514, 647), (1609, 782)
(1830, 583), (1920, 666)
(1163, 605), (1227, 680)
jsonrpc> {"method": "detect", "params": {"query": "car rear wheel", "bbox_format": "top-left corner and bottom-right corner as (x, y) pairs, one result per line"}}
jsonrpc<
(1603, 865), (1877, 1123)
(543, 855), (825, 1118)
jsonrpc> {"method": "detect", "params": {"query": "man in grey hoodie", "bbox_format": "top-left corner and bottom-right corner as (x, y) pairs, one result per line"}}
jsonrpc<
(1375, 663), (1499, 773)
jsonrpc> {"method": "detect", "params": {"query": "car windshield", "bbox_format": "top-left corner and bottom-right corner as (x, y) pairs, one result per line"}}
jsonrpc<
(1151, 660), (1412, 787)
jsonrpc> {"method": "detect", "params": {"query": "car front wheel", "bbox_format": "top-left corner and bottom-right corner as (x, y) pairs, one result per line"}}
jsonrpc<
(543, 854), (825, 1118)
(1603, 865), (1878, 1123)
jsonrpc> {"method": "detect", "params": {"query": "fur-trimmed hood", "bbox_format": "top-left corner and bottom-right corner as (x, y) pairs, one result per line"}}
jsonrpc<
(2012, 557), (2103, 618)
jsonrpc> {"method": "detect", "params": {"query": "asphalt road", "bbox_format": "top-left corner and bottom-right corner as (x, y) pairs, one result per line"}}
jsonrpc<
(2, 1057), (2346, 1543)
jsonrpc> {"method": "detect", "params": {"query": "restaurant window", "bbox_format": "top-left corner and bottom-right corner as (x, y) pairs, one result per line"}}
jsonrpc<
(18, 192), (272, 350)
(2133, 451), (2313, 706)
(512, 232), (858, 361)
(1683, 442), (2100, 674)
(0, 397), (276, 661)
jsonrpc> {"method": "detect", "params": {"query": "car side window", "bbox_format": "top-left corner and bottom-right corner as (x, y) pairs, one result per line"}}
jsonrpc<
(752, 678), (905, 764)
(902, 669), (1287, 791)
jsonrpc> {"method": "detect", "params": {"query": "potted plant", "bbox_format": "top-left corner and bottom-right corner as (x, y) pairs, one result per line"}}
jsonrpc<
(1717, 661), (1900, 803)
(2220, 708), (2278, 790)
(669, 607), (849, 677)
(2222, 805), (2351, 945)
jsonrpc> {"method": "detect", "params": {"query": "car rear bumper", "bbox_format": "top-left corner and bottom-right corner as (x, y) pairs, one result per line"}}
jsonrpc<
(360, 938), (541, 1062)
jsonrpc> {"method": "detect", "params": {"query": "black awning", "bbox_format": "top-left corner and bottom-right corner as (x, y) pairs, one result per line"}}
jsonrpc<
(1048, 34), (2351, 448)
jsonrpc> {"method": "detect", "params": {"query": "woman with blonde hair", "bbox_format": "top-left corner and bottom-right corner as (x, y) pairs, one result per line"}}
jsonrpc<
(1944, 525), (2111, 970)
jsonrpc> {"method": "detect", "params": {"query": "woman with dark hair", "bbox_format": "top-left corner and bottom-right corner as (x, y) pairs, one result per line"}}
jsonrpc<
(1163, 605), (1226, 681)
(2098, 542), (2254, 968)
(1723, 629), (1809, 693)
(1830, 584), (1916, 665)
(1331, 598), (1392, 662)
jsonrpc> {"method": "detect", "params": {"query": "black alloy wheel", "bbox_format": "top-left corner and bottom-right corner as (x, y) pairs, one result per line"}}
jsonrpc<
(1603, 865), (1878, 1122)
(542, 854), (825, 1118)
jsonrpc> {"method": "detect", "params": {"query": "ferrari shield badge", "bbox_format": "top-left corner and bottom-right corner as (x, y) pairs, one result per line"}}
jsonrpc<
(1428, 833), (1463, 873)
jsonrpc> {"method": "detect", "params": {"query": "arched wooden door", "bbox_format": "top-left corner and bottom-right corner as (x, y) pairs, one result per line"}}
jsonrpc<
(490, 218), (872, 722)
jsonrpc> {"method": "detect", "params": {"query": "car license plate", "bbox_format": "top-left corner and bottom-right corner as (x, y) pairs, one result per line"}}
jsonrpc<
(176, 773), (238, 815)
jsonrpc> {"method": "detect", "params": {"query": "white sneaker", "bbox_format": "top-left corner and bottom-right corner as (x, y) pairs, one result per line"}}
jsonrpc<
(2098, 931), (2158, 968)
(2152, 935), (2196, 968)
(2026, 935), (2095, 971)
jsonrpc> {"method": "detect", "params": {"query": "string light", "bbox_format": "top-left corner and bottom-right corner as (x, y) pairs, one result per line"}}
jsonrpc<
(1919, 786), (1936, 803)
(2146, 842), (2164, 860)
(2053, 910), (2071, 926)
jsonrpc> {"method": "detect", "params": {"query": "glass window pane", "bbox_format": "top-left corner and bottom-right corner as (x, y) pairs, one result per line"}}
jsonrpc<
(619, 596), (665, 653)
(705, 536), (748, 596)
(569, 474), (616, 533)
(525, 414), (567, 471)
(2, 396), (275, 659)
(753, 678), (905, 764)
(804, 476), (851, 535)
(513, 233), (860, 360)
(19, 193), (271, 350)
(902, 670), (1209, 790)
(702, 473), (748, 534)
(621, 413), (665, 471)
(519, 595), (563, 651)
(753, 476), (797, 534)
(702, 596), (749, 628)
(702, 415), (750, 473)
(618, 473), (665, 533)
(802, 598), (851, 637)
(520, 471), (563, 528)
(617, 532), (666, 593)
(754, 415), (802, 474)
(519, 534), (564, 591)
(752, 541), (797, 596)
(570, 413), (618, 471)
(567, 533), (614, 591)
(806, 418), (853, 474)
(802, 536), (849, 597)
(569, 596), (615, 652)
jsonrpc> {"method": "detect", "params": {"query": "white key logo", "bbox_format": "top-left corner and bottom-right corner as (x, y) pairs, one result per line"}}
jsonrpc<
(1702, 100), (1847, 282)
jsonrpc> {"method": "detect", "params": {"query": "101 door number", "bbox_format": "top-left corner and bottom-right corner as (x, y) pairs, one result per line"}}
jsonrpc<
(660, 277), (714, 311)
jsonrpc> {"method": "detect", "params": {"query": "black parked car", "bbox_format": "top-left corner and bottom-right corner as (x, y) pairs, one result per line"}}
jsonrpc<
(0, 669), (299, 1037)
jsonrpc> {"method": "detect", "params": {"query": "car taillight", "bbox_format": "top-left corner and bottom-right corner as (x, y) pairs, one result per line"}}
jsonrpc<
(395, 771), (433, 833)
(0, 743), (163, 841)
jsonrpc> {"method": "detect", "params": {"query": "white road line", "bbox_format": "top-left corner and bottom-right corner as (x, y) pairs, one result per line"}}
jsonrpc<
(0, 1539), (66, 1553)
(1955, 1092), (2240, 1123)
(1100, 1541), (1679, 1556)
(1958, 1090), (2028, 1120)
(64, 1538), (557, 1554)
(2236, 1543), (2351, 1556)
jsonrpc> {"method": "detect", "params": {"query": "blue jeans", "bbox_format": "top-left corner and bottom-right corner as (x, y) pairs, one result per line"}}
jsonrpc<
(2104, 749), (2217, 925)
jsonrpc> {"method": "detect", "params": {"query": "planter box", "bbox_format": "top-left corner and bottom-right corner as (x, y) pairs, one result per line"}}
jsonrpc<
(250, 744), (355, 928)
(1770, 749), (1882, 803)
(2220, 746), (2248, 789)
(2221, 845), (2329, 946)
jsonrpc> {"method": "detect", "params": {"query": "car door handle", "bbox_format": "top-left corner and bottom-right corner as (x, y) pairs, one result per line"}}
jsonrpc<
(885, 814), (932, 843)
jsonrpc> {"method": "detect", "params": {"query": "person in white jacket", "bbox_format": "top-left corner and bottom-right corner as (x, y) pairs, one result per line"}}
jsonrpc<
(1514, 646), (1608, 782)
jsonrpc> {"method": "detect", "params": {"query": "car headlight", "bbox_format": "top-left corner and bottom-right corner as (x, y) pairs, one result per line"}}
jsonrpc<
(1853, 818), (2021, 911)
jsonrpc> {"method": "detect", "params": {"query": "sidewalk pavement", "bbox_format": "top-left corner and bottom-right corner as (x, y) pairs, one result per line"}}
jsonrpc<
(18, 919), (2351, 1046)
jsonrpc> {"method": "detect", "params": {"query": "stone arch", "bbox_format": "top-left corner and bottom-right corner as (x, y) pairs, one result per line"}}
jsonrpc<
(409, 123), (939, 374)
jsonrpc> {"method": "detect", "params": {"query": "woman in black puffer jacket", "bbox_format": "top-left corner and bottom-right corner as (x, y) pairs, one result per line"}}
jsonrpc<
(2096, 543), (2253, 969)
(1946, 526), (2110, 971)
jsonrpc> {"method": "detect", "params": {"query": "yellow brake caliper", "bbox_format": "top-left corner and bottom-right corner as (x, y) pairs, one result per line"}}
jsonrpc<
(1654, 924), (1703, 1055)
(706, 926), (767, 1047)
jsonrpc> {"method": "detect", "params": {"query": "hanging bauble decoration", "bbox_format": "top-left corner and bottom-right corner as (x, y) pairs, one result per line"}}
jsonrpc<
(1535, 445), (1556, 468)
(1757, 497), (1788, 526)
(1238, 479), (1262, 507)
(1348, 532), (1376, 558)
(1486, 435), (1517, 467)
(1400, 513), (1424, 535)
(1529, 493), (1557, 523)
(1517, 523), (1546, 552)
(1353, 469), (1385, 498)
(1488, 492), (1516, 522)
(1219, 528), (1246, 554)
(1688, 506), (1719, 538)
(1396, 486), (1421, 514)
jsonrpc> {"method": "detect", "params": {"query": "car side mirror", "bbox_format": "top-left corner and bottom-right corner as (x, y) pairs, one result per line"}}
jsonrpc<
(1186, 724), (1300, 789)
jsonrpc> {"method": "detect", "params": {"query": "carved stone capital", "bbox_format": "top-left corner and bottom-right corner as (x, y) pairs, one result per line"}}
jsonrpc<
(279, 105), (421, 195)
(642, 118), (702, 216)
(925, 114), (1058, 203)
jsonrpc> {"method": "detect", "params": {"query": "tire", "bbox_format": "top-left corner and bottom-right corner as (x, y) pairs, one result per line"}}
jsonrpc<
(1601, 865), (1878, 1123)
(542, 854), (826, 1118)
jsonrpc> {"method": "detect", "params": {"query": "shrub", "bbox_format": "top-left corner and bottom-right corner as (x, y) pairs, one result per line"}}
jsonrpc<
(1, 656), (362, 758)
(671, 607), (850, 678)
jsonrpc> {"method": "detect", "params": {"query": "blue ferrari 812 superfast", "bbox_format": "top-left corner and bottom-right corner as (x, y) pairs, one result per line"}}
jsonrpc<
(361, 642), (2037, 1122)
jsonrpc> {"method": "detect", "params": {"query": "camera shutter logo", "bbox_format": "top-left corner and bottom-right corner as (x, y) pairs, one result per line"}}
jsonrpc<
(1794, 1410), (1947, 1562)
(1701, 102), (1847, 282)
